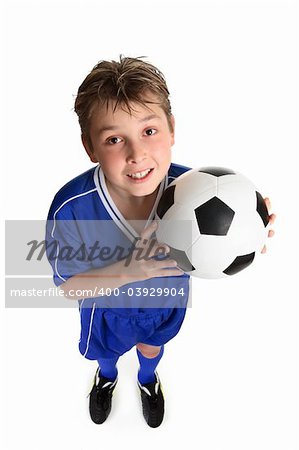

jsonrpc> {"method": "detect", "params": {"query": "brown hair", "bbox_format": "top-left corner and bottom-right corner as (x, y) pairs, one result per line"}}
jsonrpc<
(74, 55), (173, 147)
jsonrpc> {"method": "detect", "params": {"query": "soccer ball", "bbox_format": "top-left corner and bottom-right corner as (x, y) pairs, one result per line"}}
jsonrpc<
(155, 167), (270, 279)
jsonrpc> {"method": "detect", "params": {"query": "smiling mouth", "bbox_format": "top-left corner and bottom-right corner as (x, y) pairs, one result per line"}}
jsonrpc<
(127, 168), (154, 180)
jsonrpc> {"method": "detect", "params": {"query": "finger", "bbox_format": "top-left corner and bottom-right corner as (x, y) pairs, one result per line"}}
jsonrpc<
(134, 241), (170, 261)
(261, 245), (267, 254)
(264, 197), (271, 211)
(269, 213), (276, 225)
(160, 269), (184, 277)
(147, 258), (178, 271)
(140, 220), (158, 240)
(159, 258), (178, 269)
(155, 267), (184, 277)
(140, 240), (169, 258)
(268, 229), (275, 238)
(152, 243), (170, 257)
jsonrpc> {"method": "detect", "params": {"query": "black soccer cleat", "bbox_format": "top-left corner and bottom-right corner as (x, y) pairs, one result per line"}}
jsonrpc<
(138, 371), (165, 428)
(88, 368), (118, 424)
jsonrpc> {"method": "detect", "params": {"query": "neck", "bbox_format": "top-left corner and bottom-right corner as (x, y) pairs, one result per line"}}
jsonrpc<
(105, 178), (160, 221)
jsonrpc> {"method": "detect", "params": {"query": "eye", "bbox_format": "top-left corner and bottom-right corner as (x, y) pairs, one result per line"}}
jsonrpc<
(106, 136), (122, 145)
(145, 128), (157, 136)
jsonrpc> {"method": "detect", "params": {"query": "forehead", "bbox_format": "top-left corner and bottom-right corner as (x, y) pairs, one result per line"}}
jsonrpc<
(89, 91), (167, 130)
(95, 99), (161, 121)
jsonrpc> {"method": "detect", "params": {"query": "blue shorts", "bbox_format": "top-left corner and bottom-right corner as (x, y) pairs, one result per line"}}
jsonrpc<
(78, 307), (187, 359)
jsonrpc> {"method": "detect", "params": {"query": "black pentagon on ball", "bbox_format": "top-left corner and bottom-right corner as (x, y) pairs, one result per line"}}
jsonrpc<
(223, 252), (255, 275)
(195, 197), (235, 235)
(199, 167), (236, 177)
(156, 185), (176, 219)
(256, 191), (270, 227)
(168, 246), (195, 272)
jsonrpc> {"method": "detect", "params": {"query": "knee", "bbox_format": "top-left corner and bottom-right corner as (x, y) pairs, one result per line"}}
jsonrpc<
(136, 343), (161, 358)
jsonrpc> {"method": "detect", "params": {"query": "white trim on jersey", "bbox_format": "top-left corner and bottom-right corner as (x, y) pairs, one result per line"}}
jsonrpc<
(93, 165), (167, 242)
(50, 164), (171, 284)
(54, 242), (65, 282)
(167, 176), (176, 185)
(50, 180), (97, 283)
(50, 187), (97, 238)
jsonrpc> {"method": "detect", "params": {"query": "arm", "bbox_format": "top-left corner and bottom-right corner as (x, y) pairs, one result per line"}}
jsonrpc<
(61, 221), (183, 301)
(61, 258), (139, 300)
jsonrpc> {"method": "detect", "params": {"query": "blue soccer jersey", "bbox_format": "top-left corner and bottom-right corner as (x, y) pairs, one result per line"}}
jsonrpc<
(46, 163), (192, 358)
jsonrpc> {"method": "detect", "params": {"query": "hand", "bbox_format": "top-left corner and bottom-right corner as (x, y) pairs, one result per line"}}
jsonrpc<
(261, 197), (276, 254)
(120, 221), (184, 280)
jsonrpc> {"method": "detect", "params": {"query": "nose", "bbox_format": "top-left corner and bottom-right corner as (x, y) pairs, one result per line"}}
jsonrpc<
(126, 141), (147, 164)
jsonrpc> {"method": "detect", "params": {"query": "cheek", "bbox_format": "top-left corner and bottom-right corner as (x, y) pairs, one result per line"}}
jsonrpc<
(152, 142), (171, 162)
(153, 135), (170, 149)
(98, 151), (123, 167)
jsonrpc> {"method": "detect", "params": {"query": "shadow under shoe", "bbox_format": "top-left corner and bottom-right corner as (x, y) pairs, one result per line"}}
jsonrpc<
(138, 371), (164, 428)
(89, 368), (118, 424)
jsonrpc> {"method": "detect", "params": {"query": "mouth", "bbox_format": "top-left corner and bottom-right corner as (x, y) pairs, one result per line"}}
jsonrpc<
(126, 168), (154, 182)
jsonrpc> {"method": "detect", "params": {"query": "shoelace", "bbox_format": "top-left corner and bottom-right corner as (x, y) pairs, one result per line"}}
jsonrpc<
(96, 383), (113, 410)
(145, 386), (159, 410)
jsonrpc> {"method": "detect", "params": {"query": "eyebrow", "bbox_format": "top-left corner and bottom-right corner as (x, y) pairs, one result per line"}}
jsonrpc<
(97, 114), (161, 135)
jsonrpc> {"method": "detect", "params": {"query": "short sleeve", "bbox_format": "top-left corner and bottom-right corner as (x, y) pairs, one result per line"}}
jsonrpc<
(45, 212), (94, 287)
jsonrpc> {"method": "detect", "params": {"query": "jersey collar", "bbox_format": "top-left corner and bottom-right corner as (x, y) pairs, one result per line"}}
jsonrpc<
(93, 165), (167, 242)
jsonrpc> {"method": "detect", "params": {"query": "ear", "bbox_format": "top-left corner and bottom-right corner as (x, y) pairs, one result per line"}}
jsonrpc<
(81, 134), (98, 163)
(170, 114), (175, 146)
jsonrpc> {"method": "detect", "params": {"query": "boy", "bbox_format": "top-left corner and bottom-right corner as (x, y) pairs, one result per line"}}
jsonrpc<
(46, 56), (275, 428)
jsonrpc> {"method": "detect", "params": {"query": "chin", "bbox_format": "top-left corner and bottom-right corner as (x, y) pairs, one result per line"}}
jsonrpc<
(133, 188), (156, 197)
(133, 183), (159, 197)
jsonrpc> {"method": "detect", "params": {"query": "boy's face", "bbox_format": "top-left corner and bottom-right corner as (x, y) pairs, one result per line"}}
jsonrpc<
(82, 93), (175, 199)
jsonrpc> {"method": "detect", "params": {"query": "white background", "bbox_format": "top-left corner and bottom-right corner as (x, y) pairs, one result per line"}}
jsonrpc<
(1, 0), (298, 449)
